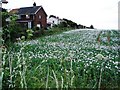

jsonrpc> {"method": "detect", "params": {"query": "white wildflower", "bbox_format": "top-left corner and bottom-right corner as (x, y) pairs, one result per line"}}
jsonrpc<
(21, 36), (25, 40)
(96, 54), (105, 60)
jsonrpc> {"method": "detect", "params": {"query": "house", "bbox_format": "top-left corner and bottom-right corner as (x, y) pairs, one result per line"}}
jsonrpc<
(47, 15), (62, 28)
(9, 2), (47, 29)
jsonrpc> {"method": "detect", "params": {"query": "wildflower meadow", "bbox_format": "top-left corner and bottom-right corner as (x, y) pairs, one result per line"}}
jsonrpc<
(2, 29), (119, 89)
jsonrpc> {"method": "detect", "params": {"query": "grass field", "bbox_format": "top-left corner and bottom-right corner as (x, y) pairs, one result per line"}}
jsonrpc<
(2, 29), (119, 89)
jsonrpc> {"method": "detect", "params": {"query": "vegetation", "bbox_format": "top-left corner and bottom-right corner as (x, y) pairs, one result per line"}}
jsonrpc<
(44, 26), (73, 36)
(62, 18), (78, 28)
(90, 25), (94, 29)
(2, 5), (115, 90)
(2, 29), (119, 89)
(2, 10), (94, 46)
(1, 11), (9, 27)
(2, 11), (76, 44)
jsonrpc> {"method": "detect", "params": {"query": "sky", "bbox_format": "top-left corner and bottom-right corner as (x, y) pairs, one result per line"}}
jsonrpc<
(2, 0), (119, 29)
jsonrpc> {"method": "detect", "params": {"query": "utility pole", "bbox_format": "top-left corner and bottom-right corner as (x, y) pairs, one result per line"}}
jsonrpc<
(1, 0), (8, 4)
(0, 0), (8, 90)
(0, 0), (8, 30)
(0, 0), (8, 9)
(0, 0), (8, 7)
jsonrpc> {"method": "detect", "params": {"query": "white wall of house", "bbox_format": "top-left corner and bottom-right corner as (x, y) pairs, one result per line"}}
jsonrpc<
(47, 17), (61, 28)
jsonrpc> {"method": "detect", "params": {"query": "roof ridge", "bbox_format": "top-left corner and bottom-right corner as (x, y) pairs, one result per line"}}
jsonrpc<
(17, 5), (42, 15)
(20, 5), (41, 9)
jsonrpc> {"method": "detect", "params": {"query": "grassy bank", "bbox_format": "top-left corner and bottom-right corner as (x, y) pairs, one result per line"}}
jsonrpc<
(2, 29), (119, 89)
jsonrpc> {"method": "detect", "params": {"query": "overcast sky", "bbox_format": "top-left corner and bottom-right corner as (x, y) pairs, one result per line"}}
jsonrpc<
(2, 0), (119, 29)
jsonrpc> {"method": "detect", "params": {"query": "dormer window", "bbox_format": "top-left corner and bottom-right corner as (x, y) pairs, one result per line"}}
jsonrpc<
(26, 14), (30, 18)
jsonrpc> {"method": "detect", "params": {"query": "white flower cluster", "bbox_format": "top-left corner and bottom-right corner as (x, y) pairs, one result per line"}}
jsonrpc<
(6, 29), (119, 74)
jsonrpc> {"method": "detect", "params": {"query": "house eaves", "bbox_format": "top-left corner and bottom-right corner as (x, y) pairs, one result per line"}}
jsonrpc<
(35, 6), (41, 14)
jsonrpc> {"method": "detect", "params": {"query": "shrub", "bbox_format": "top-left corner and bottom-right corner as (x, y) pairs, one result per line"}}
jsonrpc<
(26, 29), (34, 39)
(2, 14), (22, 44)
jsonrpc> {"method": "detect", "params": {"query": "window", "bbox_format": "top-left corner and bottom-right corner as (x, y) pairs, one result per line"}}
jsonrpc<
(17, 15), (21, 19)
(26, 14), (30, 18)
(37, 24), (41, 28)
(53, 21), (54, 24)
(28, 22), (32, 28)
(39, 15), (41, 19)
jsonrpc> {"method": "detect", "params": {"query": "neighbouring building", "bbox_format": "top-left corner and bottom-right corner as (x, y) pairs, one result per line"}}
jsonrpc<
(8, 2), (47, 29)
(47, 15), (62, 28)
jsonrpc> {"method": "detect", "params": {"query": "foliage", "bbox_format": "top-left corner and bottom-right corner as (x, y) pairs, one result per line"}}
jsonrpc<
(44, 27), (72, 36)
(1, 11), (9, 27)
(2, 29), (119, 89)
(2, 15), (22, 43)
(21, 36), (25, 41)
(26, 29), (34, 39)
(90, 25), (94, 29)
(63, 18), (78, 28)
(58, 22), (67, 28)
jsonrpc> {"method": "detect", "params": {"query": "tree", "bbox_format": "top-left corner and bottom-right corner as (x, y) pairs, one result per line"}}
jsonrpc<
(58, 21), (67, 28)
(2, 14), (22, 43)
(90, 25), (94, 29)
(63, 18), (78, 28)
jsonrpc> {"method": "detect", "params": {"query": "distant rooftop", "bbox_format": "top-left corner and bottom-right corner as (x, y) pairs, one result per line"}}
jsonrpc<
(9, 8), (19, 14)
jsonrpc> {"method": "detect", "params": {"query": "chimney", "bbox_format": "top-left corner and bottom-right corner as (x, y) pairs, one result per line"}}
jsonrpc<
(33, 2), (36, 7)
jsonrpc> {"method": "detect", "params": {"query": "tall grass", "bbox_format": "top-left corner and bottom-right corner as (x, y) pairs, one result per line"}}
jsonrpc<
(2, 29), (119, 89)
